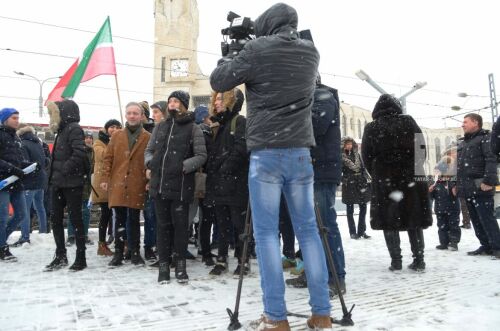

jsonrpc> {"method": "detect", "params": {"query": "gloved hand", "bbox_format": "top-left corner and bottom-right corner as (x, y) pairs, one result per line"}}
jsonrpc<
(12, 167), (25, 179)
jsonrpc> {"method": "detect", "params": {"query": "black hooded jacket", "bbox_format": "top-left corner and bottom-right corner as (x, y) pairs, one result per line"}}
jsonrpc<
(210, 3), (319, 151)
(48, 100), (87, 188)
(361, 94), (432, 231)
(205, 90), (249, 207)
(18, 127), (49, 190)
(0, 125), (31, 192)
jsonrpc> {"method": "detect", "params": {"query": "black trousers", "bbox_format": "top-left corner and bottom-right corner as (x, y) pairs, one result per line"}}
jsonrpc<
(346, 203), (367, 236)
(114, 207), (140, 251)
(155, 198), (189, 263)
(215, 204), (247, 261)
(383, 228), (425, 262)
(98, 203), (113, 242)
(199, 200), (217, 257)
(51, 186), (85, 255)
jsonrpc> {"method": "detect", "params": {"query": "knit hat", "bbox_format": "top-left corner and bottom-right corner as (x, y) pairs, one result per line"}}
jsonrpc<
(139, 101), (150, 118)
(168, 90), (190, 110)
(0, 108), (19, 124)
(104, 119), (122, 131)
(151, 101), (168, 114)
(194, 105), (209, 124)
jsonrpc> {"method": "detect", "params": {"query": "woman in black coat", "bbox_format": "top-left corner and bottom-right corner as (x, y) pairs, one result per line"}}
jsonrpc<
(361, 94), (432, 272)
(341, 137), (371, 239)
(204, 88), (250, 276)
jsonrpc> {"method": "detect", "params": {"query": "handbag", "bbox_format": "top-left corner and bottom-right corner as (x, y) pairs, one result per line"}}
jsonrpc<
(194, 168), (207, 199)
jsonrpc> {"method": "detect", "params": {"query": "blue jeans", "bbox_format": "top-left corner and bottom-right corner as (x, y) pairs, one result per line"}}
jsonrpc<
(143, 193), (157, 248)
(68, 200), (90, 237)
(466, 195), (500, 251)
(249, 148), (330, 321)
(1, 190), (29, 247)
(314, 182), (346, 280)
(23, 189), (48, 235)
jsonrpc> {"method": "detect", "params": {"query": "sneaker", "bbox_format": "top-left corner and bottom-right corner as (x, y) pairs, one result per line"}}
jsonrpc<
(436, 244), (448, 250)
(350, 234), (359, 239)
(290, 258), (304, 275)
(249, 315), (290, 331)
(66, 237), (75, 247)
(233, 262), (250, 276)
(328, 278), (346, 298)
(44, 254), (68, 271)
(0, 246), (18, 262)
(467, 247), (492, 256)
(359, 233), (371, 239)
(448, 243), (458, 251)
(282, 256), (296, 269)
(11, 238), (30, 247)
(285, 273), (307, 288)
(209, 261), (228, 276)
(306, 315), (332, 330)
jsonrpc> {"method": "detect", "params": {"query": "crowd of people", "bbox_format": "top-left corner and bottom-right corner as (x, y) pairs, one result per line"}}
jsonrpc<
(1, 3), (500, 331)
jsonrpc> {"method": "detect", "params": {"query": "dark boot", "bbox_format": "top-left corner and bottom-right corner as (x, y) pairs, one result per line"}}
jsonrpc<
(285, 272), (307, 288)
(328, 278), (347, 298)
(202, 254), (215, 267)
(233, 260), (251, 277)
(158, 262), (170, 284)
(69, 250), (87, 271)
(384, 230), (402, 271)
(408, 228), (425, 271)
(175, 258), (189, 284)
(0, 245), (17, 262)
(109, 240), (124, 267)
(44, 253), (68, 271)
(144, 246), (157, 261)
(209, 257), (228, 276)
(131, 249), (145, 265)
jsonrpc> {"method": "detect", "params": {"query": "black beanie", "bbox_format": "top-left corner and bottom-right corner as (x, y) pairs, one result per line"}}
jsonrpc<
(104, 119), (122, 131)
(168, 90), (190, 110)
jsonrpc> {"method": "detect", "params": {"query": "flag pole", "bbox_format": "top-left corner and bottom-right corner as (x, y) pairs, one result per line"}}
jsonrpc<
(114, 75), (124, 125)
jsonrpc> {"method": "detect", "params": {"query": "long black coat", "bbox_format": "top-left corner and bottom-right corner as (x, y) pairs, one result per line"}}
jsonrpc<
(456, 129), (497, 198)
(311, 84), (342, 184)
(361, 95), (432, 231)
(47, 100), (87, 189)
(341, 138), (371, 205)
(18, 126), (49, 191)
(205, 92), (249, 207)
(0, 125), (31, 192)
(490, 115), (500, 158)
(210, 3), (319, 151)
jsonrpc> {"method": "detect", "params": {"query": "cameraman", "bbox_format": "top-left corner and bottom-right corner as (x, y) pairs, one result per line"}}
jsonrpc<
(210, 3), (331, 330)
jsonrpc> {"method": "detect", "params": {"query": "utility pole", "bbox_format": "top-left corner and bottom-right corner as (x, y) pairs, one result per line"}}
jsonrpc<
(489, 73), (498, 123)
(14, 71), (60, 118)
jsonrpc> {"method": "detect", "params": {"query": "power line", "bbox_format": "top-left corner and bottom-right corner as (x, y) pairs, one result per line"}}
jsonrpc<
(0, 14), (478, 97)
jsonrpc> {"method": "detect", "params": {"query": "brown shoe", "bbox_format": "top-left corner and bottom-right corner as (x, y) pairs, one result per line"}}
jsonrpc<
(97, 241), (113, 256)
(307, 315), (332, 330)
(250, 315), (290, 331)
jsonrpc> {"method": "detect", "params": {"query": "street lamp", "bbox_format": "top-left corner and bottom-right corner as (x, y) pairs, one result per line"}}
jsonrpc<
(355, 69), (427, 114)
(14, 71), (61, 118)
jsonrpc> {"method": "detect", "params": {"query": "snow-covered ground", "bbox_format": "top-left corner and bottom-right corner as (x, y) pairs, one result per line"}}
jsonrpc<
(1, 214), (499, 331)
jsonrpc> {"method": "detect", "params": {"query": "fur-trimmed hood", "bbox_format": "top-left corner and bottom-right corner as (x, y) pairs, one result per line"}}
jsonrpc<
(341, 136), (358, 152)
(16, 124), (35, 137)
(47, 99), (80, 133)
(209, 88), (244, 117)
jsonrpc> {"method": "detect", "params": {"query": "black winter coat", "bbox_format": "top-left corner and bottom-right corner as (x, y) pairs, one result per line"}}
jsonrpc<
(205, 106), (249, 207)
(210, 3), (319, 151)
(430, 180), (460, 214)
(341, 139), (371, 205)
(0, 125), (31, 192)
(456, 129), (497, 198)
(18, 127), (49, 190)
(361, 95), (432, 231)
(48, 100), (87, 188)
(145, 112), (207, 203)
(490, 115), (500, 159)
(311, 84), (342, 184)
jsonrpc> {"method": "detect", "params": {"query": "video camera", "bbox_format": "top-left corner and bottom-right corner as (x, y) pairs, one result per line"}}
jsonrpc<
(220, 11), (254, 58)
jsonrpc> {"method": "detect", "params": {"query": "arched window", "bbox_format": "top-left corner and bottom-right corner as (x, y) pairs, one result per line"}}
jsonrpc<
(342, 115), (347, 136)
(350, 118), (354, 134)
(435, 138), (441, 162)
(357, 119), (362, 138)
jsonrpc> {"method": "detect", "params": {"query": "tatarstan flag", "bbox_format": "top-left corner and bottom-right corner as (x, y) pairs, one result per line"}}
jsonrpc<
(46, 17), (116, 103)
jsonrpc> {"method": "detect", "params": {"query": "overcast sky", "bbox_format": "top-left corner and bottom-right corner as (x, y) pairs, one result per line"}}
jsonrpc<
(0, 0), (498, 129)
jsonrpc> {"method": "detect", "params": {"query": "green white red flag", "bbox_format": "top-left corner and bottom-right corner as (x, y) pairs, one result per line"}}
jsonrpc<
(46, 17), (116, 103)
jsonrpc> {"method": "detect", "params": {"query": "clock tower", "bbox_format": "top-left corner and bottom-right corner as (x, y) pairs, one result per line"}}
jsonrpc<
(153, 0), (211, 107)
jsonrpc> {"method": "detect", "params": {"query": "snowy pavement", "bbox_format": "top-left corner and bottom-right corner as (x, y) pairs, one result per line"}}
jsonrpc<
(1, 215), (499, 331)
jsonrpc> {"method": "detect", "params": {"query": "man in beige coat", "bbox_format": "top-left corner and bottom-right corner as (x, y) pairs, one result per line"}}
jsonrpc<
(101, 103), (150, 266)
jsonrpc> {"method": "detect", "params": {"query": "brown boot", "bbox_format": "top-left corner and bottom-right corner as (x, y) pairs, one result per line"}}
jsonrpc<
(250, 315), (290, 331)
(307, 315), (332, 330)
(97, 241), (113, 256)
